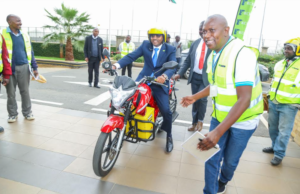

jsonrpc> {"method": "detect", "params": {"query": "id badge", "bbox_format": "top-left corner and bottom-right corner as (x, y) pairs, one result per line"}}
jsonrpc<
(209, 84), (218, 97)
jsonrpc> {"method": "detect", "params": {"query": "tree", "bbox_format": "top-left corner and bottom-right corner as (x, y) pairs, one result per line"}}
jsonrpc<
(43, 3), (93, 61)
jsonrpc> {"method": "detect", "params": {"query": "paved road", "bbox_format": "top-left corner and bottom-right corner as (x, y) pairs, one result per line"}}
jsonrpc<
(0, 66), (271, 137)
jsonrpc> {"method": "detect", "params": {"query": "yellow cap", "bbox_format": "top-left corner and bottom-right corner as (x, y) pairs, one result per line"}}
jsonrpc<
(284, 37), (300, 56)
(147, 28), (167, 43)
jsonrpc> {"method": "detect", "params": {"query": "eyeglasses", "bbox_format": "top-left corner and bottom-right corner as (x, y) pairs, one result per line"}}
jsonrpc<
(150, 34), (163, 38)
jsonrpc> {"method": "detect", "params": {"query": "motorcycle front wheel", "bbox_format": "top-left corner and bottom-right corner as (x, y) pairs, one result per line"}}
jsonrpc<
(93, 129), (121, 177)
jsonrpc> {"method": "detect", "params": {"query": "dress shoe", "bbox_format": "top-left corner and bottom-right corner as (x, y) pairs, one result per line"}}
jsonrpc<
(262, 147), (274, 154)
(195, 121), (203, 132)
(271, 157), (282, 166)
(89, 83), (92, 87)
(187, 123), (197, 131)
(94, 85), (101, 89)
(0, 126), (4, 133)
(166, 136), (173, 153)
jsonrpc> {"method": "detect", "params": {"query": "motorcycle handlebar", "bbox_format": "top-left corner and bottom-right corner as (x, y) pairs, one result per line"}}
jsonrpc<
(150, 81), (168, 87)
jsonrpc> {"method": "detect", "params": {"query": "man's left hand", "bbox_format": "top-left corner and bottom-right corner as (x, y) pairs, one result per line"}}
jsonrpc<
(2, 78), (9, 86)
(156, 76), (166, 84)
(197, 130), (221, 151)
(33, 70), (39, 78)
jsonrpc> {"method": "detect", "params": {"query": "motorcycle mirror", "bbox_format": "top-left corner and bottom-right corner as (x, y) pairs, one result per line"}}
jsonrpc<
(103, 48), (110, 58)
(162, 61), (178, 70)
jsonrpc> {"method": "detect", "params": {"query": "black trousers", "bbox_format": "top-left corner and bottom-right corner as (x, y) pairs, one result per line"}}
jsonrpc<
(121, 63), (133, 78)
(191, 73), (208, 124)
(88, 57), (100, 86)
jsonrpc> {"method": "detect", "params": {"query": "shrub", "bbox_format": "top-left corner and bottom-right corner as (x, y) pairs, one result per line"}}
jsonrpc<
(135, 56), (144, 63)
(113, 54), (122, 61)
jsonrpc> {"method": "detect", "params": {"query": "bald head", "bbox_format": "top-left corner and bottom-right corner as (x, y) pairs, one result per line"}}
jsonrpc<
(6, 14), (19, 22)
(203, 14), (230, 52)
(93, 27), (99, 37)
(6, 14), (22, 30)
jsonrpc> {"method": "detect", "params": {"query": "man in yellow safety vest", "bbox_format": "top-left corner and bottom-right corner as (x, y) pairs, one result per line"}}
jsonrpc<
(181, 14), (263, 194)
(262, 38), (300, 166)
(119, 35), (135, 77)
(3, 14), (38, 123)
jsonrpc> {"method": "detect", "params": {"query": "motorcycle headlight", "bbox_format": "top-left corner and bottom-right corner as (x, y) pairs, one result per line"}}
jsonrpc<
(109, 86), (135, 110)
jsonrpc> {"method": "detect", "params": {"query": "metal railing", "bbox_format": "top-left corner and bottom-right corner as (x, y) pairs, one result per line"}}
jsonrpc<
(0, 26), (283, 54)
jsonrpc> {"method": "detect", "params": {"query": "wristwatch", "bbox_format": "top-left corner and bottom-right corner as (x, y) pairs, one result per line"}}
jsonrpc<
(162, 74), (169, 81)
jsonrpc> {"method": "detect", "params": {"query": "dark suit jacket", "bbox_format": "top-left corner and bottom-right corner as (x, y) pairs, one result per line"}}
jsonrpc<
(118, 40), (176, 94)
(178, 38), (212, 86)
(84, 35), (104, 60)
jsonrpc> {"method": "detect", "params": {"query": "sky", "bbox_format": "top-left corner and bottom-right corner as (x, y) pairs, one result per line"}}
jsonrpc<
(0, 0), (299, 50)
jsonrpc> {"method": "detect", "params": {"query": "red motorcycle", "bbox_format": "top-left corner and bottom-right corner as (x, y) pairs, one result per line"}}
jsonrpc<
(93, 49), (179, 177)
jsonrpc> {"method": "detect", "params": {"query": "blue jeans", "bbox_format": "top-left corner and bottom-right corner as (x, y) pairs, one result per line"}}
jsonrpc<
(204, 118), (256, 194)
(268, 100), (298, 159)
(176, 58), (181, 72)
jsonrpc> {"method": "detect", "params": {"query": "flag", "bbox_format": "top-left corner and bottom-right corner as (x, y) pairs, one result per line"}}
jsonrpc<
(169, 0), (176, 3)
(232, 0), (256, 40)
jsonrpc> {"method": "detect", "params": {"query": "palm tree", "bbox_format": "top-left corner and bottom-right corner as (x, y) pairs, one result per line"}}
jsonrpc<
(43, 3), (93, 61)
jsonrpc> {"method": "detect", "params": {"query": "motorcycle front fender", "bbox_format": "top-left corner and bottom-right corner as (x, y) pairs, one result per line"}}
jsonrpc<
(101, 115), (125, 133)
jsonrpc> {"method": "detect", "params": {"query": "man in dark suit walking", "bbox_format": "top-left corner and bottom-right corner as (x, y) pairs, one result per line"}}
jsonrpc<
(84, 28), (104, 88)
(174, 21), (212, 132)
(112, 28), (176, 153)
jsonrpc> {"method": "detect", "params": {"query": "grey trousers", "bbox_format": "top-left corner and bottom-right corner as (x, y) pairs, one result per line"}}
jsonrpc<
(5, 64), (32, 117)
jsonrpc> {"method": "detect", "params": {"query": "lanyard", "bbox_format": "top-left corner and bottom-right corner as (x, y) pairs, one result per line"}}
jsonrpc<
(212, 36), (233, 83)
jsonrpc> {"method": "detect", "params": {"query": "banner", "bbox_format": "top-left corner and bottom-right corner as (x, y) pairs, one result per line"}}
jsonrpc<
(232, 0), (256, 40)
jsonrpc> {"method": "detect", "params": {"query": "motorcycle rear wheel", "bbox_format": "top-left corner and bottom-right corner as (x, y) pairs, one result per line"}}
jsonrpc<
(93, 130), (121, 177)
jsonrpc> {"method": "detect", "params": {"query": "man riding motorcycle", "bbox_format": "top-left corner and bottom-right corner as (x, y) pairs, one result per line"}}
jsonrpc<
(112, 28), (176, 153)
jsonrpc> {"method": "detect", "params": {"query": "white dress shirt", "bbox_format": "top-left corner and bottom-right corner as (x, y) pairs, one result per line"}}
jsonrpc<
(193, 39), (208, 74)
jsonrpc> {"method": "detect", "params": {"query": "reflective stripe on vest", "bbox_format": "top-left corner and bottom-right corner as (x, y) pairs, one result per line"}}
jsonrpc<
(206, 38), (263, 123)
(269, 58), (300, 104)
(2, 29), (32, 66)
(0, 35), (2, 73)
(121, 42), (134, 58)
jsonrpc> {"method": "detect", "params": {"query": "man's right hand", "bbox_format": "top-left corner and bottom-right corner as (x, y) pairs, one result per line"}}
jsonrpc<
(2, 78), (9, 86)
(85, 58), (88, 62)
(112, 65), (116, 70)
(180, 95), (196, 107)
(174, 74), (180, 81)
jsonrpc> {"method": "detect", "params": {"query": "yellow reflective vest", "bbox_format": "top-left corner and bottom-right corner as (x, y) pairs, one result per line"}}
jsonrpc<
(2, 29), (32, 66)
(120, 42), (134, 58)
(270, 58), (300, 104)
(206, 38), (263, 122)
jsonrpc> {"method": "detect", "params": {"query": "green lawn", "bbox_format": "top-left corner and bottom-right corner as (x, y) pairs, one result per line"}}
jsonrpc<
(35, 56), (85, 62)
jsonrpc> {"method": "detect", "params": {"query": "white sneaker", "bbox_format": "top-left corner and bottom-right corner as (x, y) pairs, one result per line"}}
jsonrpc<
(25, 113), (35, 121)
(8, 115), (18, 123)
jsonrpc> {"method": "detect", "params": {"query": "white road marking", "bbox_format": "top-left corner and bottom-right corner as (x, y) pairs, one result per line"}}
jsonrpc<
(52, 76), (76, 78)
(91, 108), (108, 112)
(64, 81), (112, 88)
(31, 99), (63, 106)
(174, 119), (210, 126)
(84, 91), (111, 106)
(92, 108), (119, 114)
(260, 112), (268, 128)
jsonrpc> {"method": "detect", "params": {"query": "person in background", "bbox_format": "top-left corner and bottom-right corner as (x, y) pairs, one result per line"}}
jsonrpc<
(3, 14), (38, 123)
(262, 38), (300, 166)
(0, 32), (12, 131)
(119, 35), (135, 78)
(166, 34), (171, 45)
(84, 27), (104, 88)
(174, 20), (212, 132)
(171, 35), (182, 71)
